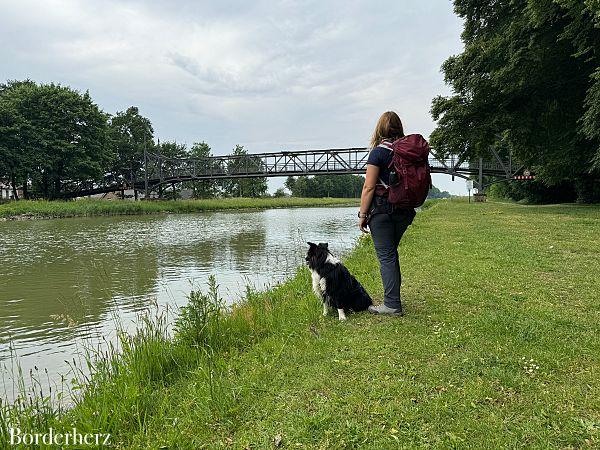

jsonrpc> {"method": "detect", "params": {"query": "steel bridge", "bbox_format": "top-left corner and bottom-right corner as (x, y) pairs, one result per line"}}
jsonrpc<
(63, 147), (528, 198)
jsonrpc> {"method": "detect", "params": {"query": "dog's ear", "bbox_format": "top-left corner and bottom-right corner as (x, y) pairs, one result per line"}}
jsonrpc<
(307, 241), (316, 247)
(318, 242), (329, 249)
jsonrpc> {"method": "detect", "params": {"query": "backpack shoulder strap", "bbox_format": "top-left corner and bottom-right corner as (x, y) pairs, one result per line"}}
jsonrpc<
(374, 143), (393, 189)
(379, 141), (394, 152)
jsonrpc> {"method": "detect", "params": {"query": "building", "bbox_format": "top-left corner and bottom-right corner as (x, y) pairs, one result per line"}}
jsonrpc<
(0, 183), (22, 200)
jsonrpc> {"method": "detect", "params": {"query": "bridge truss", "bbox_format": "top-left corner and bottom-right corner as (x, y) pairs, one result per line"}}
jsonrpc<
(140, 147), (524, 193)
(61, 147), (528, 198)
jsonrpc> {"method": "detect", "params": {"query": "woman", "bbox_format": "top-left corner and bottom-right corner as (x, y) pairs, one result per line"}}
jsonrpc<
(358, 111), (416, 316)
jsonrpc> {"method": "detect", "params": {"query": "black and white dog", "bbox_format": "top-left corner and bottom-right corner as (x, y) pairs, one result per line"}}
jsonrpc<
(305, 242), (372, 321)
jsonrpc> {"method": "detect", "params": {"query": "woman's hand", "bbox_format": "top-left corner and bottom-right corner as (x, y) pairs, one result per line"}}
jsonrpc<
(358, 216), (370, 233)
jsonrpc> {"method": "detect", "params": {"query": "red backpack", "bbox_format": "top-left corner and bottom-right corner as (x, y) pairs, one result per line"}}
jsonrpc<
(375, 134), (431, 208)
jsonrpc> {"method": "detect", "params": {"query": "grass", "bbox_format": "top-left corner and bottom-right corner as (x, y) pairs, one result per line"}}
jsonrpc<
(0, 197), (360, 220)
(1, 199), (599, 448)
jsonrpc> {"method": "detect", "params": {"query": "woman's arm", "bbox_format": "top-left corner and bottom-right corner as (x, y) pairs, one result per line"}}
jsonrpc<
(358, 164), (380, 233)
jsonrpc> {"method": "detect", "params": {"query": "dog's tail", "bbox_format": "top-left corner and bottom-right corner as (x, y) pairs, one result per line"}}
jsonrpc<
(350, 277), (373, 311)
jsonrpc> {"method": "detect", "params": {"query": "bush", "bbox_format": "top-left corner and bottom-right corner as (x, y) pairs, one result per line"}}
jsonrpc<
(174, 276), (227, 350)
(488, 180), (579, 204)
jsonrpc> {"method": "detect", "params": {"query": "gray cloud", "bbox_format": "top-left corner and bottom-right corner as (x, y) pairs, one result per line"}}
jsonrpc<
(0, 0), (466, 192)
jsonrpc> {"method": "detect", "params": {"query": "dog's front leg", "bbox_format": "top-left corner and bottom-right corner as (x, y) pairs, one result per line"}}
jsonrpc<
(337, 309), (347, 321)
(322, 302), (329, 316)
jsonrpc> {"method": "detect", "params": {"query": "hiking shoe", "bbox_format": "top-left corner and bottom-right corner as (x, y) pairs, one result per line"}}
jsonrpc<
(368, 304), (404, 316)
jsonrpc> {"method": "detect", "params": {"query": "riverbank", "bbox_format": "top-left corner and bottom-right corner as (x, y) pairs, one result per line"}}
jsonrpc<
(2, 199), (599, 448)
(0, 197), (360, 221)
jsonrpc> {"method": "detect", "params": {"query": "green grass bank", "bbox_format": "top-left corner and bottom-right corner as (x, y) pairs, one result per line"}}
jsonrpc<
(2, 199), (599, 448)
(0, 197), (360, 220)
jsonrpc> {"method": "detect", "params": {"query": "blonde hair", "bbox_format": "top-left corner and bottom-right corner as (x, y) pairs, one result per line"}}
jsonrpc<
(370, 111), (405, 148)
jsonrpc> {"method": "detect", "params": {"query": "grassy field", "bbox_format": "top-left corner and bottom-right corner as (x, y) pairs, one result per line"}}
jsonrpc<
(2, 199), (599, 449)
(0, 197), (360, 220)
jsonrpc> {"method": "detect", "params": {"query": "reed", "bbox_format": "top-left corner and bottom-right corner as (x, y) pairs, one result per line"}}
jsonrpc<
(0, 258), (326, 447)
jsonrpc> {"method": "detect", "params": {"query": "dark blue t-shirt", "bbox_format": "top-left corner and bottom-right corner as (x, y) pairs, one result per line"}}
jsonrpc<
(367, 146), (393, 184)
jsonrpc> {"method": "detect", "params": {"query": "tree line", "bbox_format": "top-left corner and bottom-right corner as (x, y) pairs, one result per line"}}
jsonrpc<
(0, 80), (267, 200)
(1, 79), (450, 202)
(431, 0), (600, 203)
(283, 175), (451, 199)
(0, 80), (422, 201)
(284, 175), (364, 198)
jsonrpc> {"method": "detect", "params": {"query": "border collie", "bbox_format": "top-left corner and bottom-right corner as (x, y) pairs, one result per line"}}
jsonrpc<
(305, 242), (372, 321)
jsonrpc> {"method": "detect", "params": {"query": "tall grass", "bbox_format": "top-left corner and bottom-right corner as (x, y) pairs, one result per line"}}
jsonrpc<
(0, 201), (428, 447)
(0, 259), (326, 447)
(0, 346), (68, 448)
(1, 303), (185, 446)
(0, 197), (359, 220)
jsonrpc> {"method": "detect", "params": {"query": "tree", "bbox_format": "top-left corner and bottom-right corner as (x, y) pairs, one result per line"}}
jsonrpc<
(187, 141), (220, 198)
(109, 106), (153, 200)
(431, 0), (600, 203)
(284, 176), (296, 194)
(158, 141), (188, 199)
(0, 81), (33, 199)
(273, 187), (288, 198)
(285, 176), (308, 197)
(38, 84), (111, 199)
(223, 145), (268, 197)
(0, 81), (110, 199)
(427, 185), (451, 199)
(572, 0), (600, 170)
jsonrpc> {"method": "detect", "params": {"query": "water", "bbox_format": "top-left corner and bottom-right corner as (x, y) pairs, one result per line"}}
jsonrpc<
(0, 206), (360, 400)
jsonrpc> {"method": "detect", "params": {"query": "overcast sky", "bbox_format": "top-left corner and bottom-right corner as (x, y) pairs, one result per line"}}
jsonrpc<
(1, 0), (466, 193)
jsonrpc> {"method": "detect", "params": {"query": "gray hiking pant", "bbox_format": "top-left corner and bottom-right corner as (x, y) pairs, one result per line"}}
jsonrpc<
(368, 201), (415, 310)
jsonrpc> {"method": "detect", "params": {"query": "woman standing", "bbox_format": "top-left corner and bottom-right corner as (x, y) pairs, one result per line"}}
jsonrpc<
(358, 111), (416, 316)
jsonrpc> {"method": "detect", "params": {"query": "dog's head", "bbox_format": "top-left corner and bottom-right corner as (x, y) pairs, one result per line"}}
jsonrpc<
(305, 242), (329, 270)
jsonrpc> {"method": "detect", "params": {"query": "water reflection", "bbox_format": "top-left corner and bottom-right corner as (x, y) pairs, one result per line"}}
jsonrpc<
(0, 206), (360, 399)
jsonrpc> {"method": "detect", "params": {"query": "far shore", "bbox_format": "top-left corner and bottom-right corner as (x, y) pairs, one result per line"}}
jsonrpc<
(0, 197), (361, 221)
